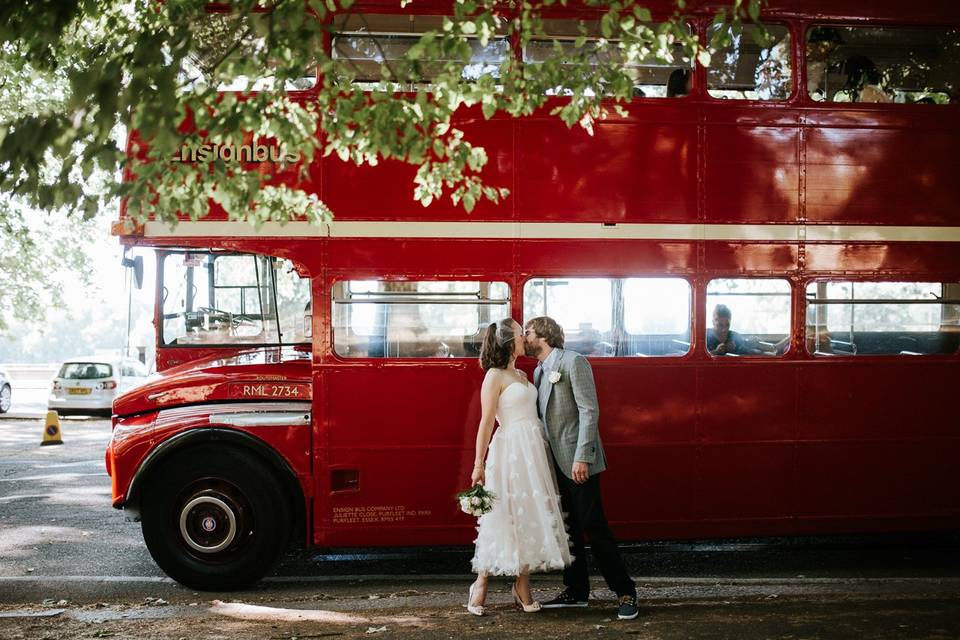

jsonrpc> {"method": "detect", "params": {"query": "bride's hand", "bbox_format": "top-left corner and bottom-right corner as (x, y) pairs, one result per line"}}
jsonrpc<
(471, 465), (485, 486)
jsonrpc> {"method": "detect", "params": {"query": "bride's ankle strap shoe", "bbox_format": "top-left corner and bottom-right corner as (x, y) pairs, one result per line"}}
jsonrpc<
(512, 583), (542, 613)
(467, 581), (485, 616)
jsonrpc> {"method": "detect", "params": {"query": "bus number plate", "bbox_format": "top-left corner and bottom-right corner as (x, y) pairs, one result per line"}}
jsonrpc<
(228, 383), (311, 399)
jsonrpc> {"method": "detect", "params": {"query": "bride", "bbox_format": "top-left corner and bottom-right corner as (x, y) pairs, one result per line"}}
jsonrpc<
(466, 318), (573, 615)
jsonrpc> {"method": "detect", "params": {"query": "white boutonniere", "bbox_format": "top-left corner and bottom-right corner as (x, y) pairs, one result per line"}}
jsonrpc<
(548, 371), (562, 384)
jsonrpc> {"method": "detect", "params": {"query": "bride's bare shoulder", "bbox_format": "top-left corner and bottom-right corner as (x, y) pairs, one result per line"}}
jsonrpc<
(482, 367), (509, 390)
(483, 367), (505, 382)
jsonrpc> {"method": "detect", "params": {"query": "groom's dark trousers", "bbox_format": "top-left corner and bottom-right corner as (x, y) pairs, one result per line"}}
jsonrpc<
(554, 463), (636, 599)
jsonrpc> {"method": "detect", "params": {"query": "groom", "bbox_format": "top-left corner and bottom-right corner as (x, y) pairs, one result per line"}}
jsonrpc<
(524, 316), (639, 620)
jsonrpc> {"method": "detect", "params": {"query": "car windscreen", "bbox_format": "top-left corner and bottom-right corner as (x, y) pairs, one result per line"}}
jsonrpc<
(58, 363), (113, 379)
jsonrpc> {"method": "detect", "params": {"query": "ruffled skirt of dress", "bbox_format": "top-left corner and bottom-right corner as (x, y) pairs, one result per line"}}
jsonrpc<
(471, 417), (574, 575)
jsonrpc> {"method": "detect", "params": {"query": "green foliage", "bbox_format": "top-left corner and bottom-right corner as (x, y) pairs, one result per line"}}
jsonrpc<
(0, 196), (97, 334)
(0, 0), (766, 231)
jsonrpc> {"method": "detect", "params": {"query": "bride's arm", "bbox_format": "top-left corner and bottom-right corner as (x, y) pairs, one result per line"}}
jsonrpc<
(471, 370), (499, 486)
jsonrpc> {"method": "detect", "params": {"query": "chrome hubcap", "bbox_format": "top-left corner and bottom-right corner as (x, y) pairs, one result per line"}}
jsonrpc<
(0, 387), (10, 412)
(179, 494), (238, 554)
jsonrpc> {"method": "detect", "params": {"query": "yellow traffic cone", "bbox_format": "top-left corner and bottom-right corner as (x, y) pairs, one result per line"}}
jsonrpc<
(41, 411), (63, 446)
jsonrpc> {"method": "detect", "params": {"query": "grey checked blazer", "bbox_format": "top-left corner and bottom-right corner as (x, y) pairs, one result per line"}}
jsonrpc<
(534, 348), (607, 479)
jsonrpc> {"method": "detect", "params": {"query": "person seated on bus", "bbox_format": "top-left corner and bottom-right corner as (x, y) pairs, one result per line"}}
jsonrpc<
(841, 55), (891, 103)
(706, 304), (761, 356)
(667, 69), (691, 97)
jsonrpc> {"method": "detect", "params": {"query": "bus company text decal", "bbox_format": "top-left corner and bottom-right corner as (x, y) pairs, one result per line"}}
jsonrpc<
(172, 141), (297, 164)
(332, 505), (432, 524)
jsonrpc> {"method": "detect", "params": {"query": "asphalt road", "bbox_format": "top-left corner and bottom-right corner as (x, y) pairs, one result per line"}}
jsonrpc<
(1, 417), (959, 639)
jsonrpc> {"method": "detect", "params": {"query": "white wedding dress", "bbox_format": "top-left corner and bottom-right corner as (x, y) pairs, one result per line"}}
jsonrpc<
(471, 380), (573, 575)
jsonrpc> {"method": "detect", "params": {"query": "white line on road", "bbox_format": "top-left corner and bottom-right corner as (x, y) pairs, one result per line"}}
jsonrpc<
(0, 473), (108, 482)
(31, 460), (104, 468)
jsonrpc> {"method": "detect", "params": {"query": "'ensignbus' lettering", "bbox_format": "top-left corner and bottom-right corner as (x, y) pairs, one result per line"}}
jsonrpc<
(172, 142), (297, 163)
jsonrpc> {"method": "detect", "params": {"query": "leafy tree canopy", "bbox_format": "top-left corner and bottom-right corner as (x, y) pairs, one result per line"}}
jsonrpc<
(0, 0), (765, 231)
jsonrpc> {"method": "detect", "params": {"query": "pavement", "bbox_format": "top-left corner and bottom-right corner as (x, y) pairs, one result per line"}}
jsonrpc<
(0, 417), (958, 639)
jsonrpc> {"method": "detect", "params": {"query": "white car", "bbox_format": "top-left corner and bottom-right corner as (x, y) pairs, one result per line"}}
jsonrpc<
(48, 357), (150, 417)
(0, 367), (11, 414)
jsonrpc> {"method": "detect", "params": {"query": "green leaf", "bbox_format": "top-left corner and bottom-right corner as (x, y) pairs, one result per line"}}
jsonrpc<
(600, 13), (614, 39)
(462, 191), (476, 212)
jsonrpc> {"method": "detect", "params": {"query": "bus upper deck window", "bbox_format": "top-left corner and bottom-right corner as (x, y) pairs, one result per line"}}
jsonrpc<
(331, 13), (509, 90)
(522, 20), (695, 98)
(806, 26), (959, 104)
(707, 24), (793, 101)
(182, 12), (318, 92)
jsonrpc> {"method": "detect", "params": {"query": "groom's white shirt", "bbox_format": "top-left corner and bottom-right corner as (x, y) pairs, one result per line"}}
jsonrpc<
(535, 347), (561, 418)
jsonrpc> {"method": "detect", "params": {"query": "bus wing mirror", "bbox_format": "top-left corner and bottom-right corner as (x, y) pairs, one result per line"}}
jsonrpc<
(122, 254), (145, 290)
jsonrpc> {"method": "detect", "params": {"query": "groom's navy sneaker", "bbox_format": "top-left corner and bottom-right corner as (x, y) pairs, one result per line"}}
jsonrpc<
(540, 588), (589, 608)
(616, 594), (639, 620)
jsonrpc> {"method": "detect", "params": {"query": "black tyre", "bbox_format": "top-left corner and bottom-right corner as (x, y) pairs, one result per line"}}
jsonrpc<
(140, 445), (291, 590)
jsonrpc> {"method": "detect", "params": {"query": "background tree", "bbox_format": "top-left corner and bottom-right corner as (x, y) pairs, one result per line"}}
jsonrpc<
(0, 0), (765, 227)
(0, 0), (766, 336)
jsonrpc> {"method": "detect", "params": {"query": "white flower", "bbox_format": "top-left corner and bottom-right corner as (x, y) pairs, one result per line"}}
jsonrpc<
(548, 371), (562, 384)
(483, 496), (491, 505)
(471, 497), (481, 506)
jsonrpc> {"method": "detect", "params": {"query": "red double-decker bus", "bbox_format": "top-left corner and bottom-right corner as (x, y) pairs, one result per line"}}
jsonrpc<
(107, 0), (960, 590)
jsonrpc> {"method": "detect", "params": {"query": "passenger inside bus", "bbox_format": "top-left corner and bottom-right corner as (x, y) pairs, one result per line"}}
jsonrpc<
(706, 304), (763, 356)
(666, 69), (691, 97)
(841, 55), (892, 103)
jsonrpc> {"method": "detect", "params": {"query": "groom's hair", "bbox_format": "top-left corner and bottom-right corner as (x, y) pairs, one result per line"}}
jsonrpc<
(525, 316), (565, 348)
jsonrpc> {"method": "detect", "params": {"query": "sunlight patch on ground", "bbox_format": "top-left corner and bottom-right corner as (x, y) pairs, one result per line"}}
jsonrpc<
(0, 525), (84, 558)
(210, 600), (427, 627)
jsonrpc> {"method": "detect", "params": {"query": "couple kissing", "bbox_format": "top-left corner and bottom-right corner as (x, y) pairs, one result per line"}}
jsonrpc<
(466, 316), (639, 621)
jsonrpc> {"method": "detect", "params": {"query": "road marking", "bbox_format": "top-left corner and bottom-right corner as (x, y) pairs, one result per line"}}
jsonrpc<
(0, 473), (107, 482)
(31, 460), (104, 468)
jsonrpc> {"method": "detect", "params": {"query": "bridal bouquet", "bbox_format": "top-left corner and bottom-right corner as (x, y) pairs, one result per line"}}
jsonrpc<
(456, 485), (495, 517)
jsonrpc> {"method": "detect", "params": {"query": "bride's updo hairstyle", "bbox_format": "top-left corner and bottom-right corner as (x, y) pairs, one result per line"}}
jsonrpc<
(479, 318), (517, 371)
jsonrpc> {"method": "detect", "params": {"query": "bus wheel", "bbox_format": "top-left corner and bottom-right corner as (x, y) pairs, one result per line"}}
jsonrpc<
(140, 446), (291, 590)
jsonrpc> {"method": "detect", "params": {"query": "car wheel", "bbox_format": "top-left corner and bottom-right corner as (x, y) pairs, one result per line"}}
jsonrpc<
(140, 445), (291, 590)
(0, 385), (11, 414)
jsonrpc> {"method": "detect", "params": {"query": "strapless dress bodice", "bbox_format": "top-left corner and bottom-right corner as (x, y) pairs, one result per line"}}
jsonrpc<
(495, 381), (540, 426)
